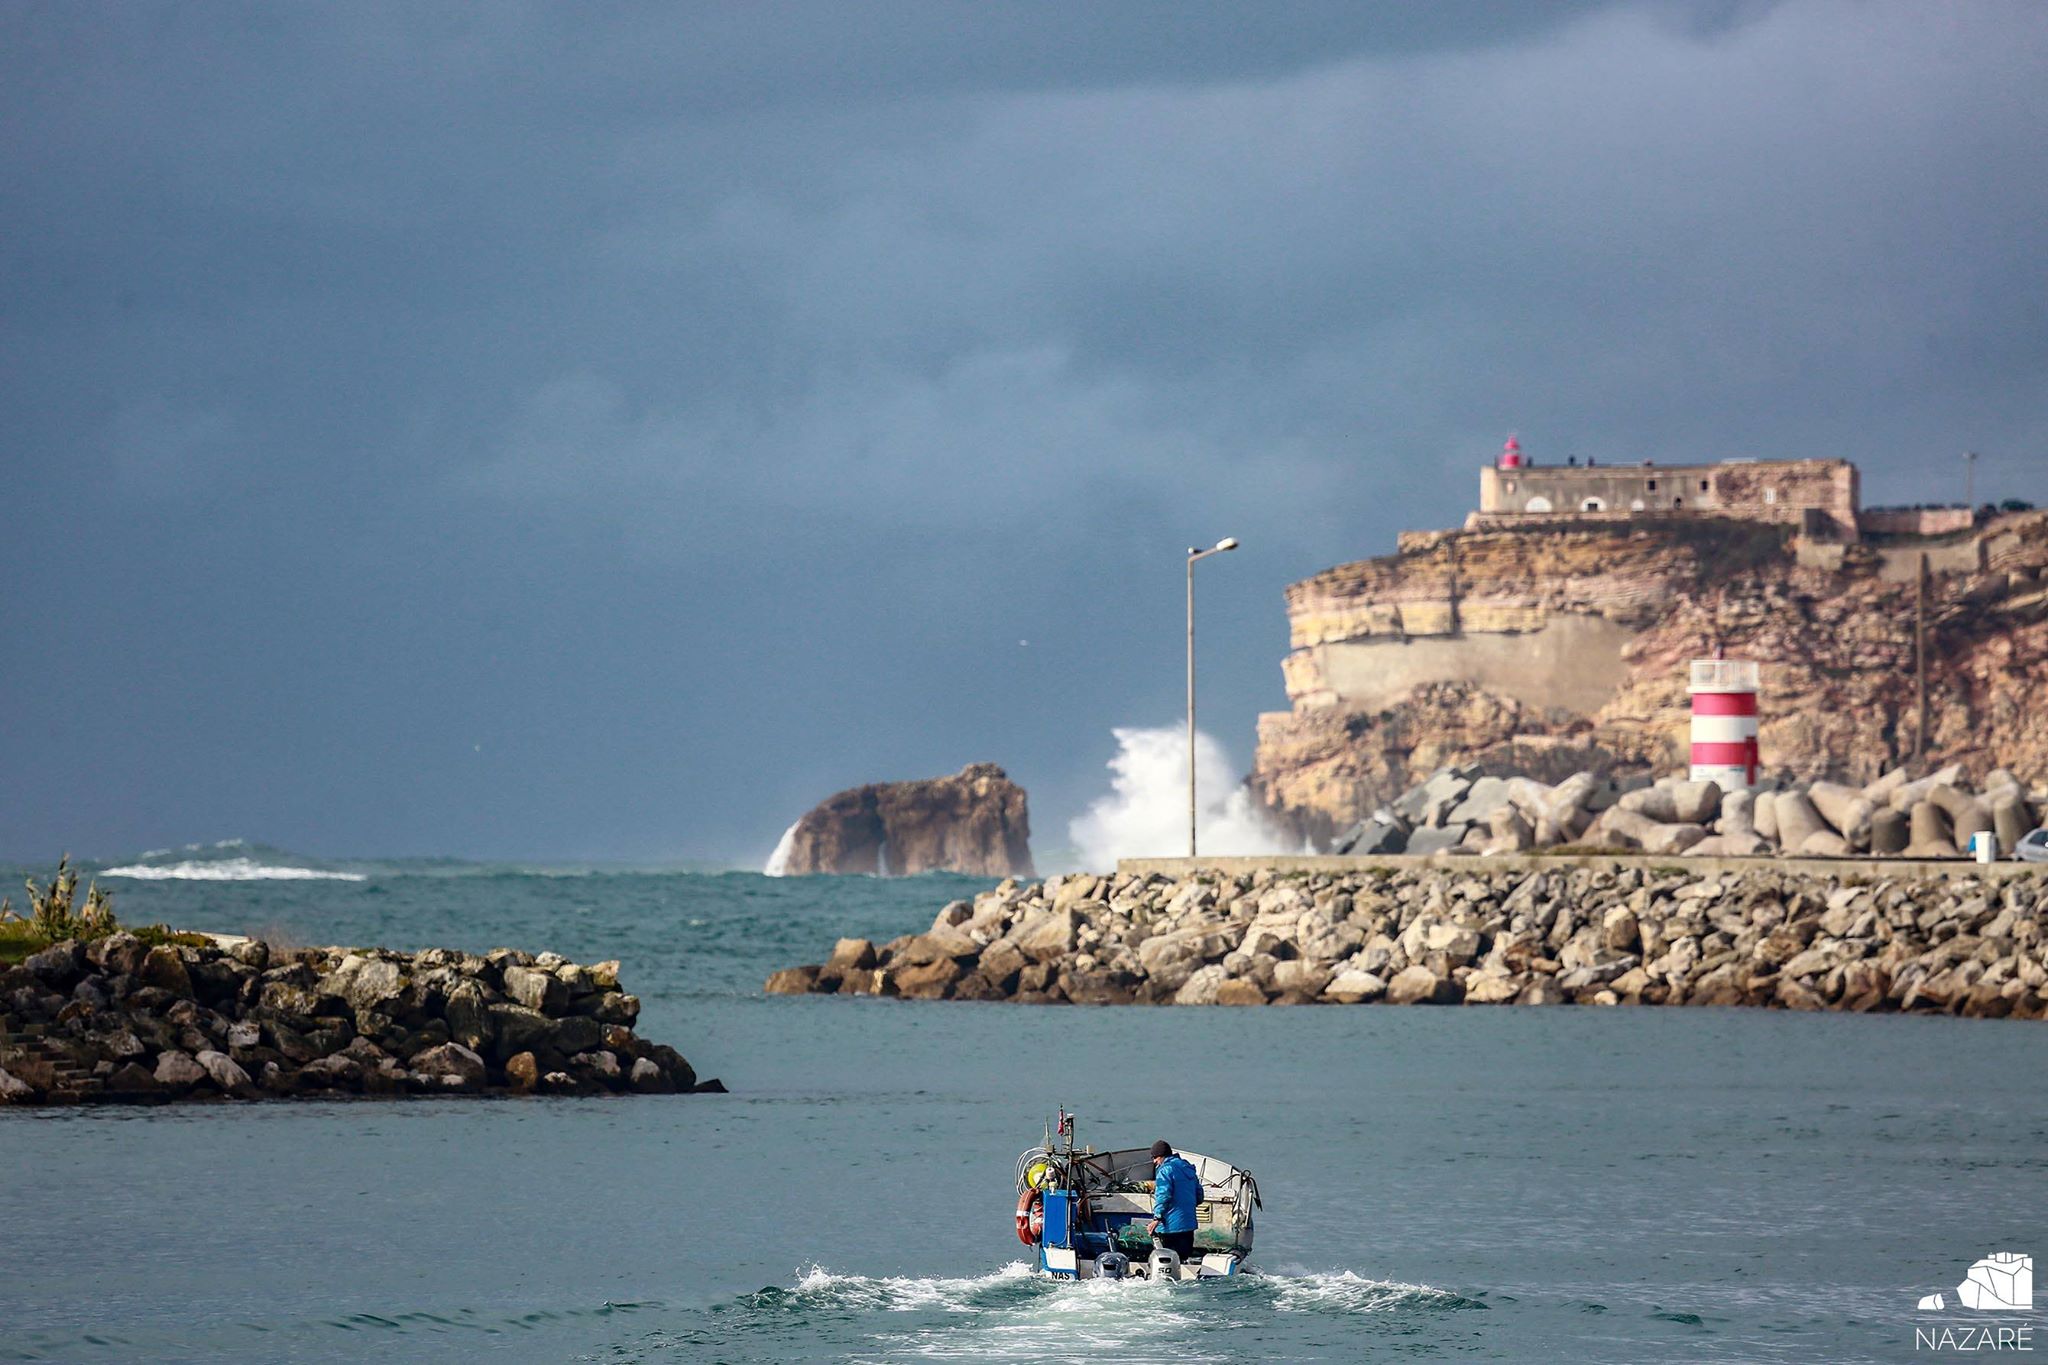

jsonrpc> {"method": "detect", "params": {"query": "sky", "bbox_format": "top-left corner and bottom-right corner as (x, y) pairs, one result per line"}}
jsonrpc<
(3, 1), (2045, 865)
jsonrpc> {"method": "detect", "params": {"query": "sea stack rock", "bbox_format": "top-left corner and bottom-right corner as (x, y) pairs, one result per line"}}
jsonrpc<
(772, 763), (1034, 877)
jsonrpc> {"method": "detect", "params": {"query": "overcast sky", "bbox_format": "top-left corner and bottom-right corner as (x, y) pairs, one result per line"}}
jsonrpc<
(3, 1), (2044, 864)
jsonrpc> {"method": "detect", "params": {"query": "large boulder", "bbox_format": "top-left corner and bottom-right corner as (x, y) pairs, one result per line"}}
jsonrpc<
(1009, 909), (1079, 964)
(153, 1050), (208, 1091)
(140, 946), (194, 999)
(24, 942), (85, 991)
(0, 1067), (37, 1103)
(1462, 971), (1522, 1005)
(1321, 969), (1387, 1004)
(195, 1049), (253, 1094)
(1334, 812), (1407, 855)
(501, 964), (566, 1014)
(1448, 776), (1511, 826)
(444, 979), (491, 1051)
(764, 966), (822, 995)
(1385, 964), (1460, 1005)
(827, 938), (877, 971)
(484, 1004), (557, 1059)
(892, 956), (967, 999)
(412, 1042), (487, 1087)
(1172, 964), (1229, 1005)
(1213, 979), (1269, 1006)
(629, 1057), (675, 1094)
(1483, 805), (1533, 855)
(104, 1062), (160, 1095)
(1135, 924), (1236, 989)
(1406, 825), (1472, 856)
(504, 1051), (540, 1093)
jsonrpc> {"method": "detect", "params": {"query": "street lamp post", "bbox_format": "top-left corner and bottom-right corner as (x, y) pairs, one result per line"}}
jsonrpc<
(1186, 536), (1239, 858)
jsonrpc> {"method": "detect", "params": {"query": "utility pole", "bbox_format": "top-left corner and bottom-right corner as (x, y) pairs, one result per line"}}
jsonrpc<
(1965, 451), (1977, 511)
(1914, 551), (1930, 762)
(1186, 537), (1239, 858)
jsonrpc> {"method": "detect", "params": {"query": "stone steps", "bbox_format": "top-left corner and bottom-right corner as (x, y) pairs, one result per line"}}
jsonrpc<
(0, 1030), (105, 1101)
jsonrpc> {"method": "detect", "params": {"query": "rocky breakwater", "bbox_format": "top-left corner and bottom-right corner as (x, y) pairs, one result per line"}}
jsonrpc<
(0, 934), (711, 1105)
(765, 865), (2048, 1019)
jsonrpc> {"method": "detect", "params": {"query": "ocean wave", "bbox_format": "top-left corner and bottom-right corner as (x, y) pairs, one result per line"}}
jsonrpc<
(99, 858), (367, 882)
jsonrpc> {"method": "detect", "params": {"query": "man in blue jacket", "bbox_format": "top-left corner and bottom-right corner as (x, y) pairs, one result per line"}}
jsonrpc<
(1147, 1139), (1201, 1260)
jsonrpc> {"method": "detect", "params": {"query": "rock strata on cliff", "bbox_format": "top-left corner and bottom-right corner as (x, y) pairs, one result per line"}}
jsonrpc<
(0, 936), (713, 1105)
(765, 864), (2048, 1019)
(1254, 511), (2048, 845)
(772, 763), (1033, 877)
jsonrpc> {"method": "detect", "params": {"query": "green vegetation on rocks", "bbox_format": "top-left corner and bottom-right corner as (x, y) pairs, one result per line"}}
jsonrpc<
(0, 858), (206, 965)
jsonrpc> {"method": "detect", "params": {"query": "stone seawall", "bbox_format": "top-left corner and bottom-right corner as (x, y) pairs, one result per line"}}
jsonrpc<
(0, 933), (713, 1105)
(764, 863), (2047, 1018)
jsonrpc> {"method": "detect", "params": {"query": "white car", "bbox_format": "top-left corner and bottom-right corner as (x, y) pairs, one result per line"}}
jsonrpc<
(2017, 828), (2048, 864)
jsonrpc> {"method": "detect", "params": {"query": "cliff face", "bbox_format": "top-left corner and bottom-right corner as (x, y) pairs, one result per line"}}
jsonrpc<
(1252, 512), (2048, 847)
(774, 763), (1034, 877)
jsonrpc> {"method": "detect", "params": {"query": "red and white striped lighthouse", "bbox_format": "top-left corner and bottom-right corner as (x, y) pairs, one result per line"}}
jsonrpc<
(1688, 657), (1760, 789)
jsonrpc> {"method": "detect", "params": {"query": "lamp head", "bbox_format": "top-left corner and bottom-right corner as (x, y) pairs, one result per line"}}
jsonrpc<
(1214, 537), (1239, 552)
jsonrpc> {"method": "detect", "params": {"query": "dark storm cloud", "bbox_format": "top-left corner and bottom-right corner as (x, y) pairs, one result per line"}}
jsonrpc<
(2, 2), (2043, 861)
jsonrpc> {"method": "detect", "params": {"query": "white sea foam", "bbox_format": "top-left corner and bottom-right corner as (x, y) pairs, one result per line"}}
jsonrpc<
(99, 858), (367, 882)
(772, 1263), (1459, 1362)
(762, 821), (800, 877)
(1263, 1269), (1480, 1313)
(1067, 725), (1297, 870)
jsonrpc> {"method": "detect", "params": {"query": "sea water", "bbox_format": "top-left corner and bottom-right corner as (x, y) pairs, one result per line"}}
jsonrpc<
(1, 849), (2042, 1363)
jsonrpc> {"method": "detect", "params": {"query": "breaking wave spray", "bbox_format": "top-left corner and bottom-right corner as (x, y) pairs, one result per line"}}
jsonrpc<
(1067, 726), (1295, 870)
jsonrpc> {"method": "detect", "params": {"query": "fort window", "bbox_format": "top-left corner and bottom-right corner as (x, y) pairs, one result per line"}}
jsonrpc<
(1581, 497), (1605, 512)
(1525, 495), (1553, 513)
(1764, 488), (1777, 504)
(1647, 479), (1658, 491)
(1699, 479), (1709, 492)
(1674, 497), (1684, 507)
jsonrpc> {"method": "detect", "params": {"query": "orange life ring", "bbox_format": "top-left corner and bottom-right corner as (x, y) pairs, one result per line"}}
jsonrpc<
(1014, 1189), (1042, 1246)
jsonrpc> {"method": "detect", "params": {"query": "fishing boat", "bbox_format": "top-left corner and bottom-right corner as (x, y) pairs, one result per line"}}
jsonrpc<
(1013, 1110), (1260, 1281)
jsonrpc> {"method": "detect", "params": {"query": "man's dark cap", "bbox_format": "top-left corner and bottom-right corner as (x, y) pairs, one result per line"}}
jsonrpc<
(1150, 1140), (1172, 1159)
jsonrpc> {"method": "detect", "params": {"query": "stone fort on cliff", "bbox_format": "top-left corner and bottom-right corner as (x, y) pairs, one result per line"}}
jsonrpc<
(1249, 441), (2047, 847)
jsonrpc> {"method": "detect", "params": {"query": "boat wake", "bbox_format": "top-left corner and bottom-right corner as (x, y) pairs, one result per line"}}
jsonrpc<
(746, 1261), (1483, 1315)
(649, 1263), (1485, 1362)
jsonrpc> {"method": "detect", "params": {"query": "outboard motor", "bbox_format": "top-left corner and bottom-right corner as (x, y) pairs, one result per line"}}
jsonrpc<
(1148, 1246), (1183, 1282)
(1094, 1250), (1129, 1280)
